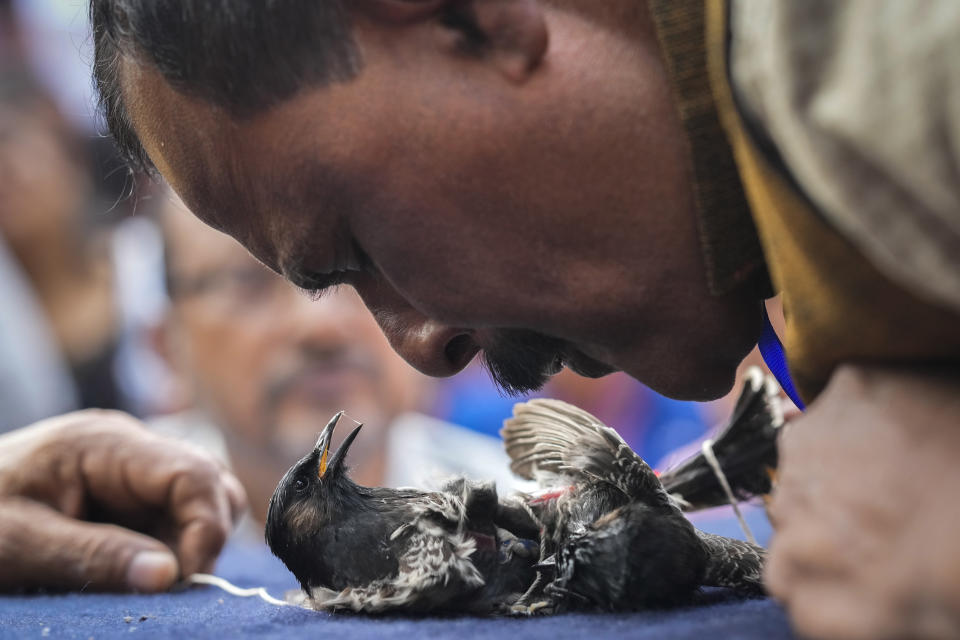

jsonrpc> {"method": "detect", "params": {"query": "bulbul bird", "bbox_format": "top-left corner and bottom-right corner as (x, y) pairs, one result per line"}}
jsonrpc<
(266, 368), (778, 614)
(265, 411), (538, 613)
(501, 392), (769, 612)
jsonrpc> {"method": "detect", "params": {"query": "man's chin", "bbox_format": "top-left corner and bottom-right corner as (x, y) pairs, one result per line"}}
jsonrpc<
(638, 358), (739, 401)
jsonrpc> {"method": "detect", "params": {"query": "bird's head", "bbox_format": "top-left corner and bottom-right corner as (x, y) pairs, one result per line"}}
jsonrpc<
(265, 410), (364, 590)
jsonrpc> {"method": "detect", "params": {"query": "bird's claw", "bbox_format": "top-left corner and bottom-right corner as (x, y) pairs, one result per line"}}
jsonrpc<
(508, 600), (553, 616)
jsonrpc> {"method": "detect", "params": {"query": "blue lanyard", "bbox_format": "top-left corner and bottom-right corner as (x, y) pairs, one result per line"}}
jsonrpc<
(757, 304), (806, 411)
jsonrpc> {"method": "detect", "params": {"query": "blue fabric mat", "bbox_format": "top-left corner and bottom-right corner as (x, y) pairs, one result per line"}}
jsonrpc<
(0, 542), (796, 640)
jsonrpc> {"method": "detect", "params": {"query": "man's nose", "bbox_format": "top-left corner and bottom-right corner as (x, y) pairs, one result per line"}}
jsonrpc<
(385, 316), (479, 378)
(352, 277), (480, 378)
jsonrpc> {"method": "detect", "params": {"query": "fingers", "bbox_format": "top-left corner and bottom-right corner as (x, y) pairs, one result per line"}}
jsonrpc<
(163, 465), (233, 575)
(220, 468), (247, 525)
(0, 497), (178, 592)
(138, 440), (246, 575)
(0, 410), (248, 583)
(76, 411), (247, 575)
(80, 415), (248, 576)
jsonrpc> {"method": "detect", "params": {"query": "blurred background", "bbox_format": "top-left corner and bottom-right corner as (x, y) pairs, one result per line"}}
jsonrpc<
(0, 0), (775, 544)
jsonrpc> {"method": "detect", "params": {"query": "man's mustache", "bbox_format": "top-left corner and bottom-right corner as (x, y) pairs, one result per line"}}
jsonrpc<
(480, 329), (568, 396)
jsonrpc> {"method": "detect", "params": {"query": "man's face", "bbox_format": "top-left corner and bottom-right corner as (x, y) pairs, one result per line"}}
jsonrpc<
(161, 197), (424, 471)
(0, 104), (89, 245)
(127, 5), (761, 400)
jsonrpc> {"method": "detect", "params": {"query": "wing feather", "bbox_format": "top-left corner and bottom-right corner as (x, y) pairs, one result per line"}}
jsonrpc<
(501, 399), (669, 505)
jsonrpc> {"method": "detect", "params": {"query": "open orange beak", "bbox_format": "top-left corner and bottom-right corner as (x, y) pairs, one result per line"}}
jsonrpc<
(313, 410), (363, 479)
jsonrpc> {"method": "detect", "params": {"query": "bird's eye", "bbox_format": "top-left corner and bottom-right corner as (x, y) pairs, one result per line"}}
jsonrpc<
(293, 478), (308, 493)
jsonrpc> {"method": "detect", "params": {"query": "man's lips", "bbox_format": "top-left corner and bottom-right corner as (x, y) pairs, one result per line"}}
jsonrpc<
(471, 327), (619, 394)
(546, 354), (565, 376)
(560, 350), (618, 379)
(541, 349), (618, 379)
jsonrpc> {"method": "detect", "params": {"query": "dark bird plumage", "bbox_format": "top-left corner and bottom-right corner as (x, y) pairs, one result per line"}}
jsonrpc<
(266, 367), (779, 614)
(265, 411), (538, 613)
(658, 367), (784, 511)
(501, 394), (768, 611)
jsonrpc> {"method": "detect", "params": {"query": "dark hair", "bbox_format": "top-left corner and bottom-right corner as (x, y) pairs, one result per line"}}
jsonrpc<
(90, 0), (362, 173)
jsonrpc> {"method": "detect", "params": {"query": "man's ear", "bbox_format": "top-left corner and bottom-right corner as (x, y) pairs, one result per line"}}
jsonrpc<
(358, 0), (548, 82)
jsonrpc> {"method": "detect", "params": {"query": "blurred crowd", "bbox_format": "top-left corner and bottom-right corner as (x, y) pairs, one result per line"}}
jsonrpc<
(0, 1), (767, 541)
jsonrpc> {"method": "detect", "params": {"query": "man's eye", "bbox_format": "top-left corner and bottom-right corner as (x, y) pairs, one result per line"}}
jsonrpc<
(291, 270), (353, 300)
(294, 478), (308, 493)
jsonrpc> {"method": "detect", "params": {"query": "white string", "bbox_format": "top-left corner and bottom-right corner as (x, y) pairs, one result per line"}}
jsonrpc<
(700, 438), (757, 545)
(187, 573), (293, 607)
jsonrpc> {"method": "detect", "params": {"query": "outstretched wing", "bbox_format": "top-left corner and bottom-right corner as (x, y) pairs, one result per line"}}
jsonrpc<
(501, 399), (669, 506)
(308, 493), (485, 613)
(660, 367), (784, 511)
(696, 530), (766, 595)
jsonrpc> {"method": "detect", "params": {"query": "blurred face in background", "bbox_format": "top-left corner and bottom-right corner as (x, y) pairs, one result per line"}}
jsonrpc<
(159, 195), (427, 518)
(0, 97), (90, 249)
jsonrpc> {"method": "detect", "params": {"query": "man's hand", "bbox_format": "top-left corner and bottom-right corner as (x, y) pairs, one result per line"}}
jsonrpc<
(765, 365), (960, 640)
(0, 410), (246, 592)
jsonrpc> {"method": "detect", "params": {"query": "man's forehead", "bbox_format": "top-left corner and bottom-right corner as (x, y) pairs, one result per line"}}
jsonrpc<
(120, 62), (225, 211)
(119, 54), (399, 280)
(120, 59), (294, 268)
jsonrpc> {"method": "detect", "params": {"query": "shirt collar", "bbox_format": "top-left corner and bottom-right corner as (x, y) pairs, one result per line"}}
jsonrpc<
(647, 0), (767, 296)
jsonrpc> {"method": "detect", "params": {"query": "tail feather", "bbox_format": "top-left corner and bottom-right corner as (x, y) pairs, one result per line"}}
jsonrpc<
(660, 367), (783, 511)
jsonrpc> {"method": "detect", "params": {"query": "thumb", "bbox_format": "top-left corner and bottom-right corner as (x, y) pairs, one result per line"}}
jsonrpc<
(0, 498), (179, 592)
